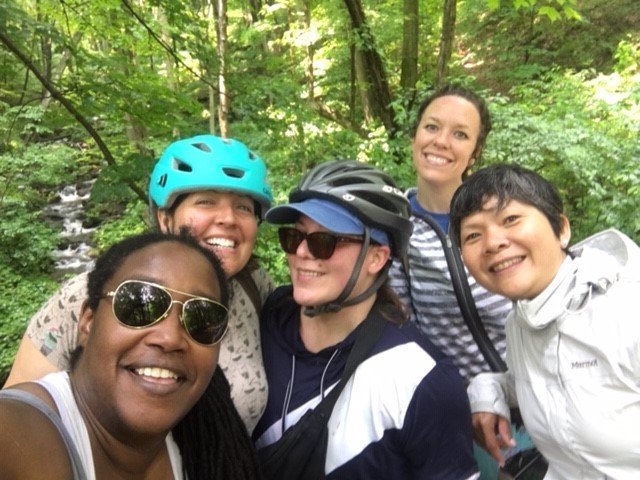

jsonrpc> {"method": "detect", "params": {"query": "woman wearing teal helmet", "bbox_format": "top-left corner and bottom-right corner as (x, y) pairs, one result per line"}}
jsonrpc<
(5, 134), (274, 434)
(149, 134), (272, 279)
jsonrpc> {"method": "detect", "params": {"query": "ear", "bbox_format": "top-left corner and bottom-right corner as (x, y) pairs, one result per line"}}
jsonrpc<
(366, 245), (391, 275)
(77, 300), (94, 347)
(156, 209), (172, 234)
(559, 215), (571, 248)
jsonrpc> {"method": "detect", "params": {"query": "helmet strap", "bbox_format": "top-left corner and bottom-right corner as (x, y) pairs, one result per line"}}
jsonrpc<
(304, 227), (384, 317)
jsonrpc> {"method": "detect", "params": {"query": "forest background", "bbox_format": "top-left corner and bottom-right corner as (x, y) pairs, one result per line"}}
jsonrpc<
(1, 0), (638, 381)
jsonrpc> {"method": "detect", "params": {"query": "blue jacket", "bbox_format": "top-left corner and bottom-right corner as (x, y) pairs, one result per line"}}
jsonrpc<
(253, 286), (479, 479)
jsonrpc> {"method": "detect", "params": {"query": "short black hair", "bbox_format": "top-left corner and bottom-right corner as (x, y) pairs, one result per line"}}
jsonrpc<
(450, 163), (565, 244)
(411, 84), (492, 165)
(86, 231), (229, 311)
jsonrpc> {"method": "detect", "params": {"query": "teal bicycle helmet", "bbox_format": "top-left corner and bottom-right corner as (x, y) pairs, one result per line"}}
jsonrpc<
(149, 134), (273, 218)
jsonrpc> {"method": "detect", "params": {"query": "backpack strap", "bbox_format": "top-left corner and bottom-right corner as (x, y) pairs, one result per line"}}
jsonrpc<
(315, 307), (387, 418)
(407, 212), (507, 373)
(233, 266), (263, 315)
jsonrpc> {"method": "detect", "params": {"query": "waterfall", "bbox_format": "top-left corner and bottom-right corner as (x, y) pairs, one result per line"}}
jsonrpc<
(43, 180), (97, 277)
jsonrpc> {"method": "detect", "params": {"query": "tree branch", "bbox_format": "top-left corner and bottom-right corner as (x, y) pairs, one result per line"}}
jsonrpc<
(0, 29), (147, 202)
(120, 0), (223, 97)
(311, 100), (368, 138)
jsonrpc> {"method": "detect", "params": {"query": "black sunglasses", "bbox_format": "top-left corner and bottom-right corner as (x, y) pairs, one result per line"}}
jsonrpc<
(102, 280), (228, 346)
(278, 227), (364, 260)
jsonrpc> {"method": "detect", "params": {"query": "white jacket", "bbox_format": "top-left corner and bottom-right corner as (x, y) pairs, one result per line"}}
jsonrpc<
(468, 229), (640, 480)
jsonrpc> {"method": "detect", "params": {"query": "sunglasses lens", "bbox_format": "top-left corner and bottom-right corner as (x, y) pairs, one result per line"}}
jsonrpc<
(113, 282), (170, 328)
(182, 300), (229, 345)
(306, 232), (337, 259)
(278, 228), (338, 259)
(278, 228), (303, 254)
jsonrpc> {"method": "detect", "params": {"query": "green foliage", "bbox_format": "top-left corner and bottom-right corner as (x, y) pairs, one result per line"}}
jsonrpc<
(0, 142), (88, 199)
(488, 0), (582, 21)
(464, 0), (634, 89)
(0, 270), (59, 381)
(614, 35), (640, 74)
(255, 224), (289, 287)
(484, 70), (639, 242)
(0, 202), (60, 380)
(92, 201), (150, 251)
(0, 0), (637, 377)
(0, 202), (58, 273)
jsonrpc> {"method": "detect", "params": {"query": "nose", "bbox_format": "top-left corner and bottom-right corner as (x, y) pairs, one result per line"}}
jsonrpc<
(145, 302), (190, 351)
(295, 237), (314, 258)
(433, 129), (449, 148)
(214, 201), (237, 225)
(484, 227), (509, 254)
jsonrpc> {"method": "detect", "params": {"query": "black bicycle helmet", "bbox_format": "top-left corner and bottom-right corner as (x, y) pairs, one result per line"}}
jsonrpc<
(288, 160), (413, 259)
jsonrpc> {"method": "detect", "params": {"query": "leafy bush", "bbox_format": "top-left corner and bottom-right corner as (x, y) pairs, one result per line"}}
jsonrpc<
(0, 203), (58, 272)
(485, 69), (639, 243)
(0, 270), (59, 382)
(92, 201), (150, 251)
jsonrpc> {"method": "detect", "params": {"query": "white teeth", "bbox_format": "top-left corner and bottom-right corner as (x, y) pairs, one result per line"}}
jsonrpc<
(206, 237), (235, 248)
(135, 367), (179, 379)
(425, 154), (449, 165)
(299, 269), (322, 277)
(491, 257), (523, 272)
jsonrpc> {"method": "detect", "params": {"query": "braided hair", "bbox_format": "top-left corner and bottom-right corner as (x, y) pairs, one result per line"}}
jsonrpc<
(173, 368), (263, 480)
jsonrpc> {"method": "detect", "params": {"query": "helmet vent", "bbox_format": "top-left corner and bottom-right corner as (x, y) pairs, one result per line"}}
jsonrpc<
(192, 142), (212, 153)
(223, 167), (245, 179)
(174, 159), (193, 172)
(249, 151), (257, 160)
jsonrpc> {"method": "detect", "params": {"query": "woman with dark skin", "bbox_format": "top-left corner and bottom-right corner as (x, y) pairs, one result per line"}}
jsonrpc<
(0, 233), (261, 479)
(5, 135), (273, 433)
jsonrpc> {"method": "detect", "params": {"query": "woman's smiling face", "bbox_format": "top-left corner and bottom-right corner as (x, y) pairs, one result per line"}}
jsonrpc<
(286, 216), (387, 309)
(459, 197), (570, 301)
(157, 190), (259, 277)
(73, 241), (221, 439)
(412, 95), (481, 189)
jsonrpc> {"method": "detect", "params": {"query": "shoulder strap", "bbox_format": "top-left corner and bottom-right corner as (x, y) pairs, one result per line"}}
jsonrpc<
(410, 213), (507, 373)
(233, 267), (263, 315)
(314, 308), (387, 418)
(0, 389), (88, 480)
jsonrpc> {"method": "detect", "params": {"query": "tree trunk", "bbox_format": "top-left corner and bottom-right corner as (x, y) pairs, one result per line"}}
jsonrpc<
(435, 0), (457, 87)
(342, 0), (397, 135)
(303, 0), (314, 102)
(246, 0), (262, 23)
(400, 0), (418, 93)
(154, 5), (180, 137)
(216, 0), (229, 137)
(353, 47), (374, 125)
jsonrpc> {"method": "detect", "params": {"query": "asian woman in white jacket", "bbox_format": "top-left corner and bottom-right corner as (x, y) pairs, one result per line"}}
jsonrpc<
(450, 164), (640, 480)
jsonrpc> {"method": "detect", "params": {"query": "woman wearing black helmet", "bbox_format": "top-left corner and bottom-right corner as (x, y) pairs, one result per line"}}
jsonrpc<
(252, 160), (478, 479)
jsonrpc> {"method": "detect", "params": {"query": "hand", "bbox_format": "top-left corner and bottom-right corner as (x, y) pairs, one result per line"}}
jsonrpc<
(472, 412), (516, 466)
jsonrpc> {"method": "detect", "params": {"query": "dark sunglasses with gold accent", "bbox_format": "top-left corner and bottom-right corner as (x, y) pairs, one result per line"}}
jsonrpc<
(102, 280), (228, 346)
(277, 227), (366, 260)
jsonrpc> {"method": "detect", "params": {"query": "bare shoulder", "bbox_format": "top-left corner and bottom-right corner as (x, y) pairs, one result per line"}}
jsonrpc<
(0, 386), (74, 479)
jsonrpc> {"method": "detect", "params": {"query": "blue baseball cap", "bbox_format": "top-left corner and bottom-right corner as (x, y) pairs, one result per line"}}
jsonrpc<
(266, 198), (389, 246)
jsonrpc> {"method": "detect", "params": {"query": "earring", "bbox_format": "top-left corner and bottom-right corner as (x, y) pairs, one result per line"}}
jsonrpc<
(561, 238), (568, 248)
